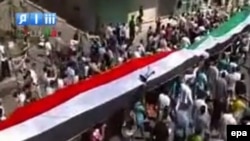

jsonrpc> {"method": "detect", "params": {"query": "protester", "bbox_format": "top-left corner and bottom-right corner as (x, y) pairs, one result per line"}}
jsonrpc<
(158, 93), (171, 120)
(121, 111), (137, 141)
(0, 43), (10, 80)
(0, 99), (6, 121)
(235, 73), (247, 96)
(13, 90), (26, 107)
(90, 124), (106, 141)
(219, 106), (237, 140)
(134, 101), (146, 139)
(152, 120), (169, 141)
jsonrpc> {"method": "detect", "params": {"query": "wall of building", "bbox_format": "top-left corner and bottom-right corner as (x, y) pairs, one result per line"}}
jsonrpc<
(30, 0), (178, 32)
(33, 0), (97, 31)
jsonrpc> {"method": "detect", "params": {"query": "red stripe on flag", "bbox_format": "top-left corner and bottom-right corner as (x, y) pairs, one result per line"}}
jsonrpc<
(0, 51), (176, 130)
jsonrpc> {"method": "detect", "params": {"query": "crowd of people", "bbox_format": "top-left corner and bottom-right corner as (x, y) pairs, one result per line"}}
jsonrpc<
(0, 0), (249, 141)
(118, 34), (250, 141)
(8, 1), (231, 107)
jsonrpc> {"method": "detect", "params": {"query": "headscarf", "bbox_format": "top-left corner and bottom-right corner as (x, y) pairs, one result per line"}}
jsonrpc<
(134, 102), (145, 126)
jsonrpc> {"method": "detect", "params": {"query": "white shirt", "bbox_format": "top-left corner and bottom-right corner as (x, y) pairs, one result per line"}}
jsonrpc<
(179, 16), (187, 23)
(84, 65), (90, 77)
(220, 113), (237, 139)
(57, 78), (64, 89)
(159, 38), (167, 47)
(230, 62), (238, 68)
(193, 99), (208, 118)
(98, 47), (106, 55)
(65, 67), (75, 85)
(120, 26), (126, 37)
(194, 99), (207, 110)
(234, 72), (241, 80)
(45, 41), (52, 56)
(180, 83), (193, 104)
(198, 26), (205, 32)
(118, 57), (124, 64)
(159, 93), (171, 109)
(176, 83), (193, 110)
(29, 69), (38, 85)
(133, 51), (141, 58)
(106, 26), (113, 39)
(73, 75), (79, 84)
(184, 67), (199, 83)
(46, 86), (55, 95)
(181, 37), (191, 48)
(160, 30), (166, 35)
(137, 44), (145, 54)
(66, 67), (75, 77)
(194, 36), (201, 42)
(0, 105), (6, 121)
(227, 72), (241, 91)
(18, 92), (26, 106)
(0, 45), (7, 61)
(92, 128), (103, 141)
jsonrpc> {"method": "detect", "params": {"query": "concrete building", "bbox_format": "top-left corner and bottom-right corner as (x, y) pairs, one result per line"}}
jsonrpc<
(30, 0), (179, 32)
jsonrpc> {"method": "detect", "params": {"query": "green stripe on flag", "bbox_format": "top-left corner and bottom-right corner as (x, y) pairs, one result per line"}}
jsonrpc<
(210, 10), (249, 37)
(185, 7), (250, 50)
(186, 36), (208, 50)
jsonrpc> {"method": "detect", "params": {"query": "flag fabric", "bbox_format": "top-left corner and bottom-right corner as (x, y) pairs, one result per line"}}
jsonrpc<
(0, 50), (202, 141)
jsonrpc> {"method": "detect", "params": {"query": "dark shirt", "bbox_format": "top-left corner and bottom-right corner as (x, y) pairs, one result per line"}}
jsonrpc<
(235, 81), (246, 95)
(156, 20), (161, 33)
(73, 33), (79, 40)
(152, 121), (169, 141)
(139, 7), (143, 17)
(215, 77), (227, 100)
(129, 20), (135, 32)
(129, 20), (135, 39)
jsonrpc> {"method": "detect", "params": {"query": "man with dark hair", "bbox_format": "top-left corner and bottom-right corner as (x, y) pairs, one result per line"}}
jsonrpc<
(0, 43), (10, 80)
(235, 73), (246, 96)
(194, 105), (210, 140)
(0, 99), (6, 121)
(152, 120), (169, 141)
(226, 66), (241, 97)
(129, 16), (135, 43)
(174, 109), (192, 141)
(137, 6), (144, 33)
(211, 72), (228, 131)
(139, 6), (144, 18)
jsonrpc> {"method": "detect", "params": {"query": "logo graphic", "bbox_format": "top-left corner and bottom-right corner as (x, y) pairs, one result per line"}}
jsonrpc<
(15, 13), (57, 26)
(16, 27), (58, 38)
(29, 13), (44, 26)
(227, 125), (250, 141)
(15, 13), (29, 26)
(44, 13), (56, 25)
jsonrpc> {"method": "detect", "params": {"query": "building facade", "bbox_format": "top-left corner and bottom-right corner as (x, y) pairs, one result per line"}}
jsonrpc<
(30, 0), (179, 32)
